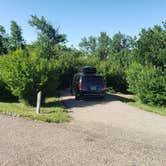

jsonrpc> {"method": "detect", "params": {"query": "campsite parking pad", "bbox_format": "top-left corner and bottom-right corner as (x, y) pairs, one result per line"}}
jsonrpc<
(0, 89), (166, 166)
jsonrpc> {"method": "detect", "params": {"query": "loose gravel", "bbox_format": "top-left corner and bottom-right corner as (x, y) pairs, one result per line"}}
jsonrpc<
(0, 90), (166, 166)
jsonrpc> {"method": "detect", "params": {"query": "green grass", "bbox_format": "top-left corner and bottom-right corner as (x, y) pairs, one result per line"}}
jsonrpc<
(0, 97), (71, 123)
(128, 99), (166, 116)
(112, 93), (166, 116)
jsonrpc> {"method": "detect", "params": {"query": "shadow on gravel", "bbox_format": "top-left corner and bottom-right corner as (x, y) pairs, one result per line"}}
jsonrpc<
(109, 94), (134, 103)
(61, 92), (134, 109)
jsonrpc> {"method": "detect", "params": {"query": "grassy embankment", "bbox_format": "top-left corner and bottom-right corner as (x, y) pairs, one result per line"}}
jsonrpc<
(108, 90), (166, 116)
(114, 92), (166, 116)
(0, 97), (71, 123)
(128, 99), (166, 116)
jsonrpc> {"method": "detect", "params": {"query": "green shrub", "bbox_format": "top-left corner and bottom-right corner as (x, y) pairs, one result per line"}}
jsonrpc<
(57, 52), (98, 89)
(44, 59), (60, 97)
(97, 61), (127, 92)
(0, 80), (17, 101)
(0, 49), (59, 105)
(126, 62), (166, 106)
(125, 62), (143, 94)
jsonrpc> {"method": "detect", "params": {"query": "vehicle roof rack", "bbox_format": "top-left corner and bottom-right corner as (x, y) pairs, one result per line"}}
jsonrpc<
(81, 66), (96, 74)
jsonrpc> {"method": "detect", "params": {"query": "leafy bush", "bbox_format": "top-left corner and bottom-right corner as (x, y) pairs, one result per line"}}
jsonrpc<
(0, 49), (59, 105)
(136, 24), (166, 69)
(97, 60), (127, 92)
(126, 62), (166, 106)
(105, 68), (127, 92)
(0, 80), (17, 101)
(43, 59), (60, 97)
(56, 50), (98, 89)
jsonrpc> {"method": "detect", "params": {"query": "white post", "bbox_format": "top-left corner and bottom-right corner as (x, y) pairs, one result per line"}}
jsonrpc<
(36, 91), (42, 114)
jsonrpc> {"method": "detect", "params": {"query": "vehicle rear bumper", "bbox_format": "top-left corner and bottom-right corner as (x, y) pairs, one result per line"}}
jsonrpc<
(79, 90), (106, 97)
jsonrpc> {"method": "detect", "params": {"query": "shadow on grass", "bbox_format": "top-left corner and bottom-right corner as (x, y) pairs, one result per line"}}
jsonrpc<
(43, 98), (65, 110)
(42, 109), (68, 114)
(42, 101), (64, 108)
(43, 101), (61, 107)
(0, 96), (18, 103)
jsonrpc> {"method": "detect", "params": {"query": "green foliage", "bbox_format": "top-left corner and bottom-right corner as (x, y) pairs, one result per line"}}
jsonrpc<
(97, 32), (111, 59)
(79, 36), (97, 54)
(97, 60), (127, 92)
(126, 62), (143, 94)
(129, 99), (166, 116)
(9, 21), (25, 51)
(79, 32), (134, 92)
(0, 15), (165, 108)
(136, 23), (166, 68)
(126, 62), (166, 106)
(29, 15), (65, 44)
(126, 23), (166, 106)
(0, 80), (16, 101)
(50, 45), (100, 89)
(0, 49), (59, 105)
(0, 97), (70, 123)
(29, 15), (66, 59)
(79, 32), (111, 59)
(57, 49), (87, 88)
(0, 25), (8, 55)
(110, 32), (134, 54)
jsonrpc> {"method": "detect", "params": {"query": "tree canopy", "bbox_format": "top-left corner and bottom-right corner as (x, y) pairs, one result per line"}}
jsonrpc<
(29, 15), (66, 59)
(0, 16), (165, 106)
(9, 21), (25, 51)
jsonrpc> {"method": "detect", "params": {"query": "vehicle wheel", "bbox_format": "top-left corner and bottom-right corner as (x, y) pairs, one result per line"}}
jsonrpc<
(75, 93), (80, 100)
(101, 96), (105, 100)
(100, 95), (105, 100)
(70, 88), (73, 95)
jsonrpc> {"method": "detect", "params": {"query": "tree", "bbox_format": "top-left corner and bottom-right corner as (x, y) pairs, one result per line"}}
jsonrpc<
(135, 23), (166, 69)
(108, 32), (135, 68)
(0, 25), (8, 55)
(110, 32), (134, 53)
(9, 21), (25, 51)
(29, 15), (66, 59)
(97, 32), (111, 59)
(79, 32), (111, 59)
(126, 62), (166, 106)
(79, 36), (97, 55)
(0, 49), (60, 105)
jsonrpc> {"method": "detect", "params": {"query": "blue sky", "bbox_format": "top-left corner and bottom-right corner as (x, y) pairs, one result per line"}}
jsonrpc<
(0, 0), (165, 46)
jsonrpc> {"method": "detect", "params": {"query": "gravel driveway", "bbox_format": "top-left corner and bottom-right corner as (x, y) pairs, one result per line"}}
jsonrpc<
(0, 89), (166, 166)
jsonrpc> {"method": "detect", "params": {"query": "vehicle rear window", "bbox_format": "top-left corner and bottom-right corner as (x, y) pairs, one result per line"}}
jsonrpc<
(82, 76), (103, 85)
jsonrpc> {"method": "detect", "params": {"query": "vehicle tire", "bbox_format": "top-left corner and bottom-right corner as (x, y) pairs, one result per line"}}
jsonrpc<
(100, 95), (105, 100)
(75, 93), (80, 100)
(70, 88), (73, 95)
(101, 96), (105, 100)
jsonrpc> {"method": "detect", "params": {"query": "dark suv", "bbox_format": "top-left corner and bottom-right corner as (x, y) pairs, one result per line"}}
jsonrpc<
(71, 66), (106, 100)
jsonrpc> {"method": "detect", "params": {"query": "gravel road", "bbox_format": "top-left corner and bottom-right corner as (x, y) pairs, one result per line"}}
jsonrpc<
(0, 89), (166, 166)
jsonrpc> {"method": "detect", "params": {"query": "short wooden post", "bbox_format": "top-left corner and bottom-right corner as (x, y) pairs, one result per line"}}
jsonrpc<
(36, 91), (42, 114)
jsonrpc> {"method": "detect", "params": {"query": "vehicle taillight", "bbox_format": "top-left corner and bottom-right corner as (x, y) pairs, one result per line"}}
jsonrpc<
(78, 83), (82, 90)
(104, 83), (107, 89)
